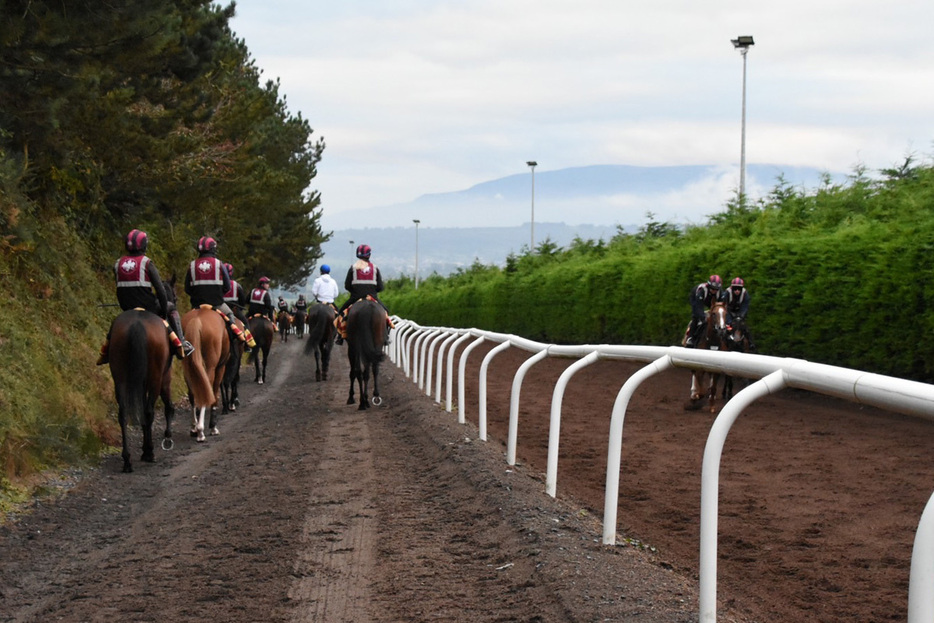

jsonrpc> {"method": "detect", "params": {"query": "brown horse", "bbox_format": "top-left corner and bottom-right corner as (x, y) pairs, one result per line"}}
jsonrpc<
(304, 303), (336, 381)
(107, 310), (174, 472)
(345, 299), (386, 410)
(248, 314), (275, 384)
(181, 306), (230, 442)
(685, 301), (729, 413)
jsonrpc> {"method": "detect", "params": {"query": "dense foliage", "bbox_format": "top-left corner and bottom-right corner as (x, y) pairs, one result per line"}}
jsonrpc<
(0, 1), (326, 501)
(384, 161), (934, 383)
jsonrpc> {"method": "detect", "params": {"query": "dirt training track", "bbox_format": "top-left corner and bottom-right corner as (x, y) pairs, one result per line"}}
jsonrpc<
(2, 337), (933, 622)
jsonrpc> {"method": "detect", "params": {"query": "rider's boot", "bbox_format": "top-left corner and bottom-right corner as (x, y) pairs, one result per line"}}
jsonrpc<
(168, 310), (194, 359)
(227, 313), (249, 344)
(96, 340), (110, 365)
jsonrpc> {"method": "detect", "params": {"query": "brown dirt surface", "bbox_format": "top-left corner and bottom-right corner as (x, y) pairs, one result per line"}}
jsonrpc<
(2, 336), (932, 622)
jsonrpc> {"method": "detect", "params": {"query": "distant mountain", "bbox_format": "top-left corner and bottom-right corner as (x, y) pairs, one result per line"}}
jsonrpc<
(321, 163), (846, 232)
(294, 163), (849, 291)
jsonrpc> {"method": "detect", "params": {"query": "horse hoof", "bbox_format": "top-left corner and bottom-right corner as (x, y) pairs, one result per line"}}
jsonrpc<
(210, 427), (219, 436)
(142, 453), (155, 463)
(257, 379), (264, 385)
(190, 428), (198, 437)
(162, 438), (174, 451)
(371, 395), (382, 406)
(346, 397), (355, 405)
(196, 433), (206, 443)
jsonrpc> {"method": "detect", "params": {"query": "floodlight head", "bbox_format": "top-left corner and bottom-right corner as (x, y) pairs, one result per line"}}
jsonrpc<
(527, 161), (537, 167)
(731, 36), (754, 49)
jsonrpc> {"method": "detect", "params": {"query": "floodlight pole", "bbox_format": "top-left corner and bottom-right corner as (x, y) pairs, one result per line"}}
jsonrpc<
(413, 219), (420, 289)
(527, 161), (537, 251)
(732, 36), (754, 203)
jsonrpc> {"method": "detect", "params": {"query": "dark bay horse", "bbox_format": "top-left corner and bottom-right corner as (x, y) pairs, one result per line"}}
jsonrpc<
(220, 316), (245, 413)
(107, 310), (174, 472)
(293, 308), (307, 339)
(248, 314), (275, 384)
(345, 299), (385, 410)
(685, 301), (729, 413)
(304, 303), (336, 381)
(181, 306), (230, 442)
(722, 316), (752, 401)
(277, 310), (292, 342)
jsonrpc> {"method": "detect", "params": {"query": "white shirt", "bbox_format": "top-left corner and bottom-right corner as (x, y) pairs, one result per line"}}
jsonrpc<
(312, 273), (340, 303)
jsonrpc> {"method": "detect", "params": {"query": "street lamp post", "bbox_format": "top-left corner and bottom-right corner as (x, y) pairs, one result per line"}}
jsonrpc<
(412, 219), (420, 289)
(731, 36), (754, 203)
(526, 161), (537, 251)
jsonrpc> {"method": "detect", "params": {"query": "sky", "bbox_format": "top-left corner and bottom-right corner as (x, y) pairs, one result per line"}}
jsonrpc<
(229, 1), (934, 229)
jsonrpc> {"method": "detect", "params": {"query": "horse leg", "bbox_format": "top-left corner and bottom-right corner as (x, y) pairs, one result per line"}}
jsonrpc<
(117, 394), (133, 473)
(191, 406), (206, 442)
(261, 349), (268, 383)
(707, 373), (720, 413)
(314, 347), (322, 382)
(371, 361), (381, 406)
(161, 371), (174, 449)
(141, 396), (156, 463)
(209, 406), (219, 436)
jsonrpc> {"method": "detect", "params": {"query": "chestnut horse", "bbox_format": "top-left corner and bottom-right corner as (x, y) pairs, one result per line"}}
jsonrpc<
(685, 301), (730, 413)
(106, 310), (174, 472)
(248, 314), (275, 384)
(345, 299), (386, 410)
(304, 303), (336, 381)
(181, 306), (230, 442)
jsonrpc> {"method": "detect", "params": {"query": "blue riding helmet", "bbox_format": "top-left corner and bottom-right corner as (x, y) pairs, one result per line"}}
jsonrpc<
(320, 264), (330, 274)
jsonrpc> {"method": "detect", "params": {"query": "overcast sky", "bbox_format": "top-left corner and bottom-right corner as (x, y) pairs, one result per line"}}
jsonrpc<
(229, 1), (934, 228)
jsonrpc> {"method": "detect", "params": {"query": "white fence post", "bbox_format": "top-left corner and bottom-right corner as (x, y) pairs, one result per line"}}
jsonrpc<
(508, 349), (549, 466)
(546, 351), (600, 498)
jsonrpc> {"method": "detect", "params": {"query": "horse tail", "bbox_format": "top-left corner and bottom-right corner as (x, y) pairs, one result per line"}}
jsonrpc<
(354, 303), (385, 366)
(304, 307), (327, 355)
(123, 321), (150, 427)
(182, 316), (214, 408)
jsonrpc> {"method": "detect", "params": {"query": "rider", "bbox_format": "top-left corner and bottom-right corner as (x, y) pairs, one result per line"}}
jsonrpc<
(248, 276), (276, 323)
(97, 229), (194, 364)
(335, 244), (390, 345)
(222, 262), (256, 348)
(276, 296), (291, 316)
(723, 277), (756, 350)
(311, 264), (340, 307)
(684, 274), (723, 348)
(183, 236), (252, 347)
(294, 294), (308, 314)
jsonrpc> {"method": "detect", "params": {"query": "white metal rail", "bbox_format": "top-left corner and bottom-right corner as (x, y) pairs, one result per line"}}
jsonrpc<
(386, 318), (934, 623)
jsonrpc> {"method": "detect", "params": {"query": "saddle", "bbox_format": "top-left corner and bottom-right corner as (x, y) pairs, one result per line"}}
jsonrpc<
(334, 296), (393, 338)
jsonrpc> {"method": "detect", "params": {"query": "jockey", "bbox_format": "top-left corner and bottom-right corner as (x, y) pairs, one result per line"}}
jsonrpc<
(248, 276), (276, 323)
(222, 262), (256, 348)
(294, 294), (308, 313)
(184, 236), (253, 347)
(684, 274), (723, 348)
(335, 244), (389, 345)
(312, 264), (339, 306)
(277, 296), (291, 315)
(97, 229), (194, 364)
(724, 277), (756, 350)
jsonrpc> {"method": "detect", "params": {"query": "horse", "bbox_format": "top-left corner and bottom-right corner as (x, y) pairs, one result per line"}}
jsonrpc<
(220, 316), (245, 413)
(277, 310), (292, 342)
(684, 301), (730, 413)
(722, 316), (753, 401)
(248, 314), (275, 384)
(106, 310), (174, 472)
(181, 306), (230, 442)
(293, 308), (307, 339)
(304, 303), (336, 381)
(345, 299), (386, 410)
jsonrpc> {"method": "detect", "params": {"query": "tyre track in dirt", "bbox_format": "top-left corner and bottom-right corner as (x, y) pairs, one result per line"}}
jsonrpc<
(2, 337), (702, 623)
